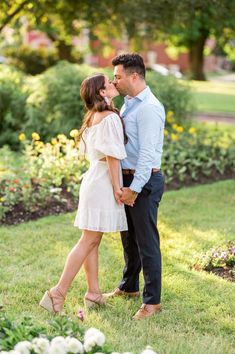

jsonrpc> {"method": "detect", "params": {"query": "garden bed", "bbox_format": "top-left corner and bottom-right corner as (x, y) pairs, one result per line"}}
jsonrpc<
(1, 187), (77, 225)
(210, 267), (235, 282)
(194, 264), (235, 282)
(1, 170), (235, 226)
(1, 112), (235, 226)
(193, 241), (235, 283)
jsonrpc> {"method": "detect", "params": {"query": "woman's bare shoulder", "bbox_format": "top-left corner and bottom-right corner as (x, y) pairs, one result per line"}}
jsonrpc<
(92, 110), (117, 125)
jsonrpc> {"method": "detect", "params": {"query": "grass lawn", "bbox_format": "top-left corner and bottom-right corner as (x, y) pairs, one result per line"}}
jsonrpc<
(189, 80), (235, 115)
(1, 180), (235, 354)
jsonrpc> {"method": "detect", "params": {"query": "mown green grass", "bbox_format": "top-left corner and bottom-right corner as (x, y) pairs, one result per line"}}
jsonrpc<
(189, 80), (235, 115)
(0, 180), (235, 354)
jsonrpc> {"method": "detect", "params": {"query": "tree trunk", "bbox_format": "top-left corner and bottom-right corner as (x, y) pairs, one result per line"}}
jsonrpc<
(189, 29), (209, 81)
(57, 41), (73, 61)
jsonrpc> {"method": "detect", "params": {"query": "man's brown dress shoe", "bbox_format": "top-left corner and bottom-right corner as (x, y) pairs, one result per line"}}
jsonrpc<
(132, 303), (161, 320)
(104, 288), (140, 298)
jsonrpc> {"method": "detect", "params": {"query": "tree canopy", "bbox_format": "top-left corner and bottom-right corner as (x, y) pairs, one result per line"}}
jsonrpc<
(1, 0), (235, 79)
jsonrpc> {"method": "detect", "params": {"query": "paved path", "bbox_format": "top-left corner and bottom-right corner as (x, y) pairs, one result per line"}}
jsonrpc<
(210, 73), (235, 82)
(193, 112), (235, 124)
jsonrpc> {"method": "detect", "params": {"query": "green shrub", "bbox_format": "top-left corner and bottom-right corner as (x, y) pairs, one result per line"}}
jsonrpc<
(3, 45), (59, 75)
(24, 62), (96, 141)
(162, 115), (235, 186)
(0, 65), (27, 149)
(146, 71), (194, 127)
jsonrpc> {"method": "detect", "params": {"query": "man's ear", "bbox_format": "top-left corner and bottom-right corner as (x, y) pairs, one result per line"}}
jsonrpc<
(132, 72), (138, 80)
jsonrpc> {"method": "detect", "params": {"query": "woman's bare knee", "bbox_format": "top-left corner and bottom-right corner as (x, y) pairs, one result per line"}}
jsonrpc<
(80, 230), (102, 248)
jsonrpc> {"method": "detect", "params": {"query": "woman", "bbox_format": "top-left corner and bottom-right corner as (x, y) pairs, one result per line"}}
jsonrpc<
(39, 74), (128, 314)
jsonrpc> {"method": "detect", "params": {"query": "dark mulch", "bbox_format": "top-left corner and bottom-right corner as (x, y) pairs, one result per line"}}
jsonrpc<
(209, 267), (235, 282)
(193, 264), (235, 283)
(164, 169), (235, 191)
(1, 191), (78, 226)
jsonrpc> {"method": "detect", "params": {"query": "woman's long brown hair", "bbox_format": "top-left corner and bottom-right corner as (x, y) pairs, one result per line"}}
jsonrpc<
(78, 74), (127, 145)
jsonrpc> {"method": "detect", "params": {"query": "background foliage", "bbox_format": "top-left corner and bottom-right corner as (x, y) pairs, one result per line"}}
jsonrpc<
(0, 62), (194, 147)
(0, 65), (27, 149)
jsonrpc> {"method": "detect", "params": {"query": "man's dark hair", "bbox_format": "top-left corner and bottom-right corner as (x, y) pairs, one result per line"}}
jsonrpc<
(112, 53), (145, 79)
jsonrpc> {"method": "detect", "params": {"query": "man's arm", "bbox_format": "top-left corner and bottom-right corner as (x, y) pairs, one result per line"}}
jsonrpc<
(130, 103), (165, 193)
(121, 103), (164, 205)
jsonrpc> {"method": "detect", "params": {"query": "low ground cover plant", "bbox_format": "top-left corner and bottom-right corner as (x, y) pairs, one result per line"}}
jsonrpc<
(193, 240), (235, 282)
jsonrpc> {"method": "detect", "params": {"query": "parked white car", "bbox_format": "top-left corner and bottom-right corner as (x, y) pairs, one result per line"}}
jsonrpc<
(149, 63), (183, 78)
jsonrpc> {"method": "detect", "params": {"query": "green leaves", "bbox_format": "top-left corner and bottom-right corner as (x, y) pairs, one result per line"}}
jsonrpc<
(0, 314), (85, 351)
(0, 314), (46, 350)
(162, 122), (235, 188)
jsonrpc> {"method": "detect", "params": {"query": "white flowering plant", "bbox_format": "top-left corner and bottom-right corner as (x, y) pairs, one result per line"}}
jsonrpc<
(0, 315), (157, 354)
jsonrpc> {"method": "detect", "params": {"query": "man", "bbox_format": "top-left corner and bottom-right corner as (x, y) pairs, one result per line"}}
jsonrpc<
(109, 53), (165, 320)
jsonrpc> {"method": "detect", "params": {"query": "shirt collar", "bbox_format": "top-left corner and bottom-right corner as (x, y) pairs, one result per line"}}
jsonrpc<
(124, 86), (150, 104)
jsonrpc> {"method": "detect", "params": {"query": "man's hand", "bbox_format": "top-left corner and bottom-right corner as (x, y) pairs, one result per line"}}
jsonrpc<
(120, 187), (137, 206)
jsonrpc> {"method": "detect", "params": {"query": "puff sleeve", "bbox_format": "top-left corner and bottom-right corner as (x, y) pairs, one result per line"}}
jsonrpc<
(79, 130), (88, 155)
(92, 113), (127, 159)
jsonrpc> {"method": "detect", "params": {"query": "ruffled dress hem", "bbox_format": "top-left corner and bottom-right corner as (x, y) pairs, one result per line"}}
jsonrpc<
(74, 207), (128, 232)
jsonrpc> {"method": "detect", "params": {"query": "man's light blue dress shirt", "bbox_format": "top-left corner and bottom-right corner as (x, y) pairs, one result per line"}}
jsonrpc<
(120, 86), (165, 193)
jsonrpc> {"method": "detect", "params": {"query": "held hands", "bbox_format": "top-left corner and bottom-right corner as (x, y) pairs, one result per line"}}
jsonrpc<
(114, 188), (137, 206)
(121, 187), (137, 206)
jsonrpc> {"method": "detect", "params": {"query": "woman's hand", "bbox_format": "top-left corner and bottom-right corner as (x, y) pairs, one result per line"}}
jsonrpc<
(114, 188), (123, 205)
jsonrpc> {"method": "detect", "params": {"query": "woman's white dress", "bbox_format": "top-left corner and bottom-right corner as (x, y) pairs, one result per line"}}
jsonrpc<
(74, 113), (128, 232)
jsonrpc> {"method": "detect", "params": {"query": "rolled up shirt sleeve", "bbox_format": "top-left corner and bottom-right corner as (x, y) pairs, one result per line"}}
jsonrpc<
(129, 103), (164, 193)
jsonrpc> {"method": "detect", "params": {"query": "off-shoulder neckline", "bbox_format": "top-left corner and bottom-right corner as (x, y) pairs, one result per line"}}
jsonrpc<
(87, 112), (118, 129)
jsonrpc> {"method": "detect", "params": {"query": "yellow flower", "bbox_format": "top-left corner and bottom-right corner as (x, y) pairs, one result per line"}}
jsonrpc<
(70, 129), (79, 138)
(0, 197), (5, 202)
(172, 123), (178, 131)
(164, 129), (169, 136)
(176, 126), (184, 133)
(18, 133), (26, 141)
(34, 141), (44, 148)
(69, 139), (75, 147)
(189, 127), (197, 134)
(166, 111), (175, 123)
(171, 133), (179, 141)
(167, 111), (174, 118)
(57, 134), (67, 142)
(32, 132), (40, 141)
(51, 138), (57, 145)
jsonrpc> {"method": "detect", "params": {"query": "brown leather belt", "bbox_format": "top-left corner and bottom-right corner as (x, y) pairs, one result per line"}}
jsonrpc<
(122, 168), (160, 175)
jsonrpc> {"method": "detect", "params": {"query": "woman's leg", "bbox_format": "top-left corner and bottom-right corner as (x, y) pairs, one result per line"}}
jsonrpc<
(50, 230), (102, 310)
(83, 243), (101, 297)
